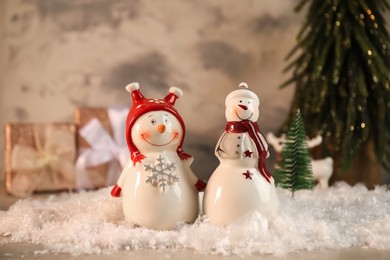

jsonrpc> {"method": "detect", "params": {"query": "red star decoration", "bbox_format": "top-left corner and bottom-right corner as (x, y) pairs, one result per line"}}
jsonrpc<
(244, 150), (253, 158)
(242, 170), (252, 180)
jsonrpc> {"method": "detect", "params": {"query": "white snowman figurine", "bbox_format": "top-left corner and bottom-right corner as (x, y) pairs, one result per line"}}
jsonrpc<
(111, 82), (206, 230)
(203, 82), (279, 226)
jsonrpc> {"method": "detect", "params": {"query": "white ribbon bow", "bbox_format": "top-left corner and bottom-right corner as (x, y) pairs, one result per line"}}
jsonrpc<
(75, 106), (129, 189)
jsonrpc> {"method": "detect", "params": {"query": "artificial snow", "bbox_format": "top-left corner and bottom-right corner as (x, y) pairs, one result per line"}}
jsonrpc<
(0, 182), (389, 256)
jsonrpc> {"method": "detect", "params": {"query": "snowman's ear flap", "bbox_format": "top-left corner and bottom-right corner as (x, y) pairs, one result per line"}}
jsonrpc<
(165, 87), (183, 105)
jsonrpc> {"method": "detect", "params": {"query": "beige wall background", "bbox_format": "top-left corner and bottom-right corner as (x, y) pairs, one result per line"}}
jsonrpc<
(1, 0), (389, 182)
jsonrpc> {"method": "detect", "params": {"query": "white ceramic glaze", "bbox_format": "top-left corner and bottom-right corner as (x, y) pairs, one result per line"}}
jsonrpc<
(203, 83), (279, 226)
(112, 84), (200, 230)
(131, 111), (183, 153)
(119, 111), (198, 230)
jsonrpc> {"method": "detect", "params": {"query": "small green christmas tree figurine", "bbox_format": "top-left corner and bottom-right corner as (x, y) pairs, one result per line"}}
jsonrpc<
(275, 110), (314, 197)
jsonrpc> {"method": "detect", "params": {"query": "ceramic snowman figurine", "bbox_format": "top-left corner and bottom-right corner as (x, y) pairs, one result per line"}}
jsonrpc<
(111, 82), (206, 230)
(203, 82), (279, 226)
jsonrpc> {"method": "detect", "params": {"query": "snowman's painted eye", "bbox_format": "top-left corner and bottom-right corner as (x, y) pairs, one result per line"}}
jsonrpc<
(239, 100), (242, 103)
(151, 119), (156, 125)
(164, 118), (169, 124)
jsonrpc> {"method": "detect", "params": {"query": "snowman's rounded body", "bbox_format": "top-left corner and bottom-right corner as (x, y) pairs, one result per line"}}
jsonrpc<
(204, 132), (278, 226)
(121, 151), (198, 230)
(112, 84), (200, 231)
(203, 83), (279, 226)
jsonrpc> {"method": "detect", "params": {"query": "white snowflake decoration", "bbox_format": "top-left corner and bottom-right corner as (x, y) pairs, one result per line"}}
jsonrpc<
(144, 154), (178, 192)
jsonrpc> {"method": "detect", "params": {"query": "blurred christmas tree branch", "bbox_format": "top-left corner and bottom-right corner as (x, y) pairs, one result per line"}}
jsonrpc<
(281, 0), (390, 176)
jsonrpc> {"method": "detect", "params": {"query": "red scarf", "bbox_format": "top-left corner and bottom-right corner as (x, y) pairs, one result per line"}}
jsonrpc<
(225, 121), (272, 183)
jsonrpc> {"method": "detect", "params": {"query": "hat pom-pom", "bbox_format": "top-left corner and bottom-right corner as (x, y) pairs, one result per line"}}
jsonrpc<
(126, 82), (140, 93)
(169, 87), (183, 97)
(239, 82), (249, 89)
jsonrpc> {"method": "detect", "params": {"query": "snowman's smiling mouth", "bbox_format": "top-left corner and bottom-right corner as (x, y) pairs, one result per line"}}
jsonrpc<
(236, 111), (253, 121)
(141, 132), (179, 146)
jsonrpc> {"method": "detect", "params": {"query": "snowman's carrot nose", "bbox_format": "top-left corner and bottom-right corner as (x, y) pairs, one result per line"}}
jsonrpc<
(238, 104), (248, 110)
(157, 124), (166, 133)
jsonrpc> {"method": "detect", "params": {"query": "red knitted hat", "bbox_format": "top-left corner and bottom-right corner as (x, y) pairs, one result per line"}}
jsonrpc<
(125, 82), (191, 164)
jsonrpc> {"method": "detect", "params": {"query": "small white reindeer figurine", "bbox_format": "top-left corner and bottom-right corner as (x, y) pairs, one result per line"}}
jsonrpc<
(267, 133), (333, 189)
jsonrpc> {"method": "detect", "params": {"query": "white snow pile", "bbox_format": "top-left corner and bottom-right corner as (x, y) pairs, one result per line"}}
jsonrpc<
(1, 182), (389, 256)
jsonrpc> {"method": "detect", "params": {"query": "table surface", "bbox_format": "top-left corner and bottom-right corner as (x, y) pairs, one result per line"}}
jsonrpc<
(1, 239), (390, 260)
(1, 182), (390, 260)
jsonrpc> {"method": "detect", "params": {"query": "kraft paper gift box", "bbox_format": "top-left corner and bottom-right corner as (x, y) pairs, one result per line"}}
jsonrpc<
(74, 106), (129, 189)
(5, 123), (76, 197)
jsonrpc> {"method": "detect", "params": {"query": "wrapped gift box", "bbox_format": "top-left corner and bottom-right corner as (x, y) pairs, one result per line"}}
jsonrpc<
(75, 107), (113, 148)
(5, 123), (76, 197)
(74, 107), (129, 189)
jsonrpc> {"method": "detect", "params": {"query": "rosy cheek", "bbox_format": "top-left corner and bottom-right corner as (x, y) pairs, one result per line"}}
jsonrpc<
(172, 131), (180, 139)
(141, 131), (151, 139)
